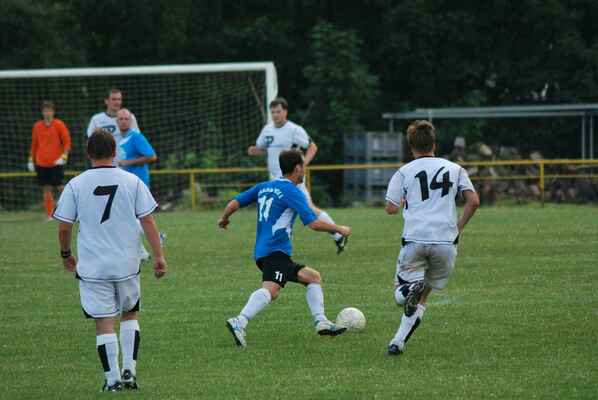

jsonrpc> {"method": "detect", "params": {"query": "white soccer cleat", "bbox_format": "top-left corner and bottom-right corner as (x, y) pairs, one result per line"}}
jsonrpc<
(404, 281), (425, 317)
(315, 319), (347, 337)
(139, 244), (150, 262)
(226, 317), (247, 348)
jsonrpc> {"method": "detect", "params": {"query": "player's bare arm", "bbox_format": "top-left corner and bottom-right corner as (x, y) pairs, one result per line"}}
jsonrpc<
(457, 190), (480, 234)
(119, 155), (157, 167)
(308, 219), (351, 237)
(58, 221), (77, 272)
(139, 214), (167, 279)
(247, 145), (264, 156)
(303, 142), (318, 166)
(218, 199), (241, 229)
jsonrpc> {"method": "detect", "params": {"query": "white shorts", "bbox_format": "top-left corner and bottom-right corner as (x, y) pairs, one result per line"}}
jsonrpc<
(395, 243), (457, 290)
(79, 276), (140, 318)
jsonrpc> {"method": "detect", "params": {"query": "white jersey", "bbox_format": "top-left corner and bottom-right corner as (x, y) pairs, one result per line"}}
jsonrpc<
(256, 120), (311, 179)
(386, 157), (475, 244)
(86, 112), (139, 162)
(53, 166), (157, 282)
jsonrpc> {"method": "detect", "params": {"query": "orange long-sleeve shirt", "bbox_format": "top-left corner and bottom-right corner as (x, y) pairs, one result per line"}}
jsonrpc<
(30, 118), (72, 167)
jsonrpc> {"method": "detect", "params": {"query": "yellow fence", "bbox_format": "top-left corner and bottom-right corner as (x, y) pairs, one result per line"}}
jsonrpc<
(1, 159), (597, 208)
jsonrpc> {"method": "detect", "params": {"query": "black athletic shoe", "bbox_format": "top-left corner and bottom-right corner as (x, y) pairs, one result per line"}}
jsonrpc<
(335, 236), (348, 255)
(121, 369), (138, 390)
(404, 281), (425, 317)
(388, 344), (403, 356)
(101, 381), (123, 392)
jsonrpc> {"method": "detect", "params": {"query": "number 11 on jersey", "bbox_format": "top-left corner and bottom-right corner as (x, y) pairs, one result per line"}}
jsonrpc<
(257, 196), (273, 221)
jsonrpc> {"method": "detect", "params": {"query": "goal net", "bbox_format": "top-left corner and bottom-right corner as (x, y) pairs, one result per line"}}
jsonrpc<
(0, 62), (277, 212)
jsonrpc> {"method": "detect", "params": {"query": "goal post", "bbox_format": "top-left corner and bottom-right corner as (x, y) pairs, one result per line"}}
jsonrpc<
(0, 62), (277, 212)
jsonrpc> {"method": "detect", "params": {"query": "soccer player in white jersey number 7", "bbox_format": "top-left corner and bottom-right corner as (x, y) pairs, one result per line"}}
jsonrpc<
(219, 150), (352, 348)
(53, 129), (167, 392)
(248, 97), (348, 254)
(385, 120), (479, 356)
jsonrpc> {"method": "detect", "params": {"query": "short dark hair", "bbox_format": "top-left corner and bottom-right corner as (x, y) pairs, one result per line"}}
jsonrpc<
(279, 150), (303, 175)
(40, 101), (55, 111)
(269, 97), (288, 110)
(105, 88), (122, 99)
(407, 120), (436, 153)
(87, 129), (116, 160)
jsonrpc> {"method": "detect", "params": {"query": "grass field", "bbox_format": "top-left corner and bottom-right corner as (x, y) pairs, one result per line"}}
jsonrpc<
(1, 205), (597, 399)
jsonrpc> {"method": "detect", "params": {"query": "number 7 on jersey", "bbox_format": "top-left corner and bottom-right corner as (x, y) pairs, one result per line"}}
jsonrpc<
(93, 185), (118, 223)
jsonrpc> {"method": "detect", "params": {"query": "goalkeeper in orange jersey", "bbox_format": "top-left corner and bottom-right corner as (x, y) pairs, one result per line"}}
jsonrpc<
(28, 101), (72, 220)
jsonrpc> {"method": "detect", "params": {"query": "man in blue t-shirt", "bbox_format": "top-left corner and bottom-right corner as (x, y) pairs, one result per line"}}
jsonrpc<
(116, 109), (156, 187)
(116, 108), (162, 260)
(218, 150), (352, 348)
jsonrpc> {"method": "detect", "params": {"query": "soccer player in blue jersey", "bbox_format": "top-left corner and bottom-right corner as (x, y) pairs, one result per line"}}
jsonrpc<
(219, 150), (352, 347)
(116, 109), (157, 187)
(116, 108), (164, 257)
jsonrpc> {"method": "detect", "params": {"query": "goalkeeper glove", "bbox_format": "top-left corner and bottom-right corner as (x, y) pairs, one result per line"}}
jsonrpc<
(27, 158), (35, 172)
(54, 153), (68, 166)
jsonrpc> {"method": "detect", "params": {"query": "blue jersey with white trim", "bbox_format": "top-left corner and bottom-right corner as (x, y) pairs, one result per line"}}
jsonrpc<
(235, 178), (318, 260)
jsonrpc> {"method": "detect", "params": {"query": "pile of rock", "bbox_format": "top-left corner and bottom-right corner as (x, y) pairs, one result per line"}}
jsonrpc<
(444, 137), (598, 204)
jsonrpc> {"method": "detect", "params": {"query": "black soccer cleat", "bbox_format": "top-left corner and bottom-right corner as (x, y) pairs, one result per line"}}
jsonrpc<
(101, 381), (123, 392)
(387, 344), (403, 356)
(121, 369), (138, 390)
(404, 281), (425, 317)
(335, 236), (348, 255)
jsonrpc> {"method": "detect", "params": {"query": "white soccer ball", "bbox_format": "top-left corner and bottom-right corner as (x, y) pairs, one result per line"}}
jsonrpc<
(335, 307), (366, 331)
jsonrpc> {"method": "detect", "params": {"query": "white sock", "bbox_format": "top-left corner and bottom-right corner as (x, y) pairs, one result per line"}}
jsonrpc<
(239, 288), (271, 327)
(120, 320), (140, 376)
(319, 211), (342, 241)
(306, 283), (327, 322)
(137, 221), (149, 258)
(96, 334), (121, 385)
(392, 304), (426, 345)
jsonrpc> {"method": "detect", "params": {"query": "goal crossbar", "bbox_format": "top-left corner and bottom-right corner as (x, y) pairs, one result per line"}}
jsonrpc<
(0, 62), (278, 117)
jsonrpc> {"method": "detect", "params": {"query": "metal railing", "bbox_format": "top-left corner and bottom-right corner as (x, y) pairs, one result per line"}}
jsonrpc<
(1, 159), (597, 208)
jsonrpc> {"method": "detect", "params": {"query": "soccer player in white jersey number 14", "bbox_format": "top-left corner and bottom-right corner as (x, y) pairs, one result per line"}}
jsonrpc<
(247, 97), (348, 254)
(53, 129), (167, 392)
(384, 120), (480, 356)
(219, 150), (351, 348)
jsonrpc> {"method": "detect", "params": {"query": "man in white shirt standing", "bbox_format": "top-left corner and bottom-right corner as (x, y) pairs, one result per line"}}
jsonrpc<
(247, 97), (348, 254)
(54, 129), (167, 392)
(384, 120), (479, 356)
(86, 88), (140, 165)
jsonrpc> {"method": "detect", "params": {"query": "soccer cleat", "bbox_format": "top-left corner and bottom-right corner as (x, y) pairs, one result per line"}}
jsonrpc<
(159, 232), (167, 248)
(387, 341), (404, 356)
(121, 369), (138, 390)
(226, 317), (247, 348)
(404, 281), (425, 317)
(139, 244), (151, 262)
(335, 236), (348, 255)
(101, 381), (123, 392)
(315, 319), (347, 337)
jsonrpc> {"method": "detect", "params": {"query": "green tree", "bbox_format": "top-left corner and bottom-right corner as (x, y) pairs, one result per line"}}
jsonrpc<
(300, 22), (379, 203)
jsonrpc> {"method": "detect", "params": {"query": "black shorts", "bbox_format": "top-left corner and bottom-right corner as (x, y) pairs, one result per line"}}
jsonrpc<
(36, 165), (64, 186)
(256, 251), (305, 287)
